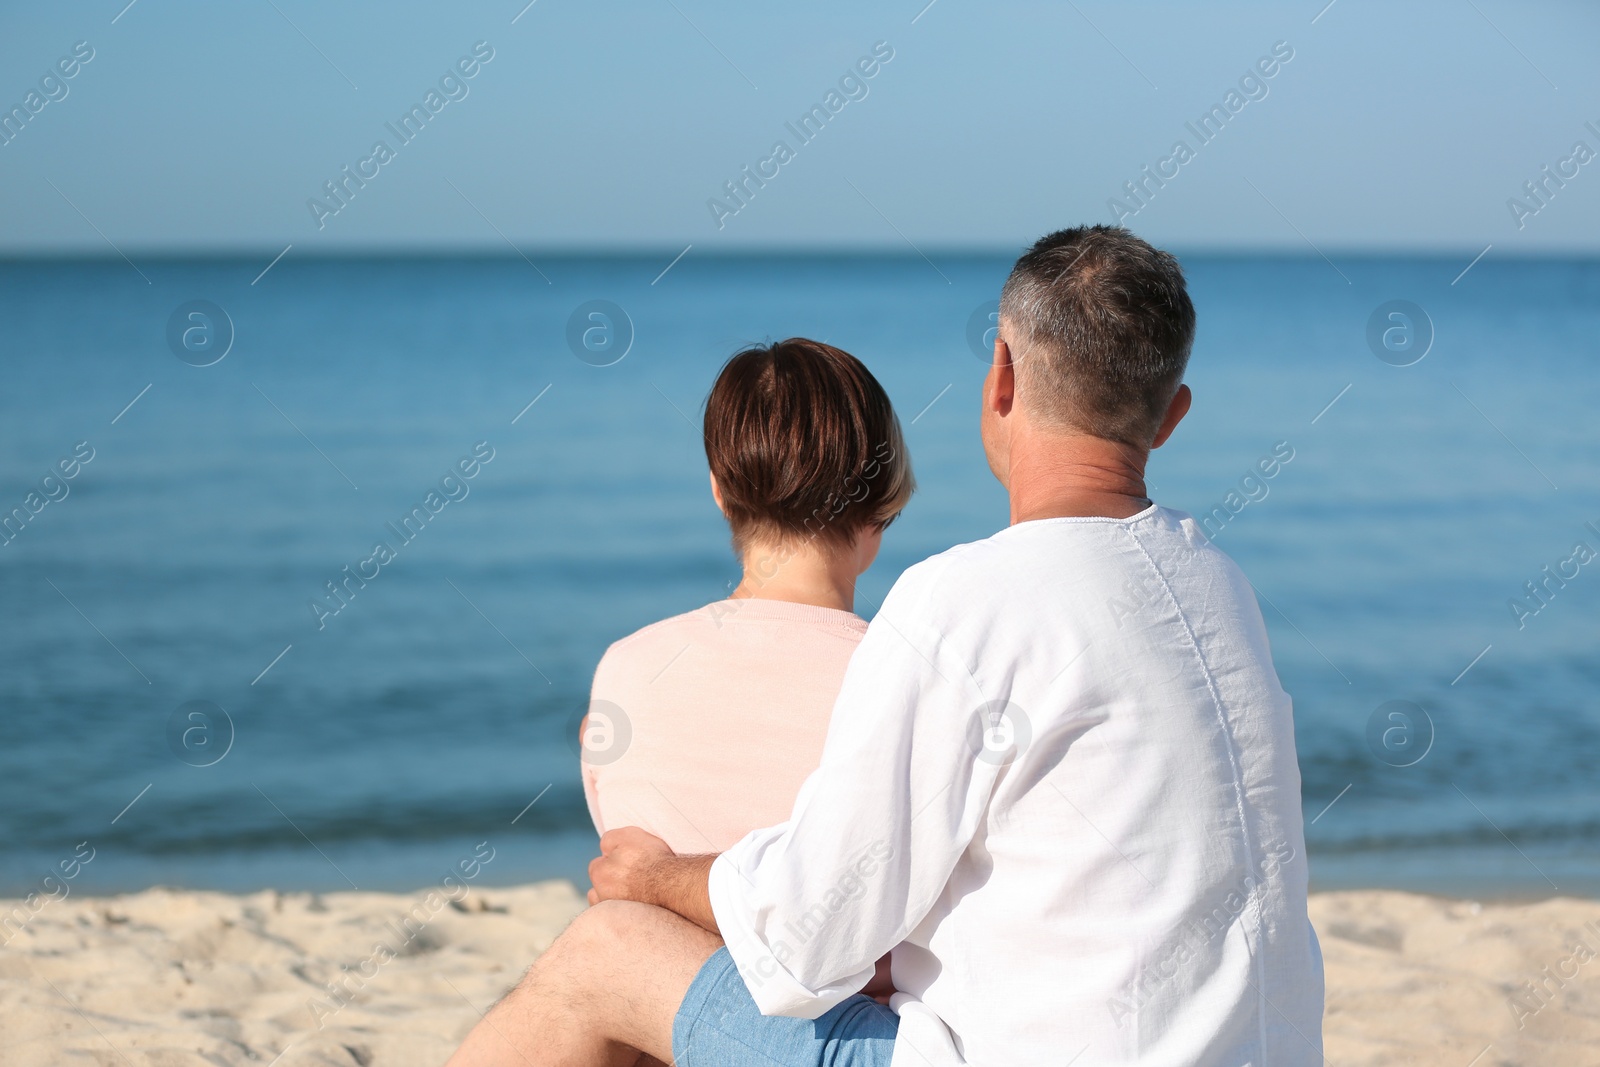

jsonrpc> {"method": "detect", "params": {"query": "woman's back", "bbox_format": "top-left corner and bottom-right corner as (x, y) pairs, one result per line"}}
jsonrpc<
(583, 598), (865, 854)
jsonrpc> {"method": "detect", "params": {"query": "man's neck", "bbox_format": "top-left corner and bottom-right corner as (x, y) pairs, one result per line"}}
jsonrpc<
(730, 539), (858, 612)
(1006, 432), (1153, 524)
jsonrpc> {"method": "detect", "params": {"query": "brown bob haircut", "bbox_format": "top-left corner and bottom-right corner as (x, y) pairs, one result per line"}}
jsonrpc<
(703, 338), (914, 554)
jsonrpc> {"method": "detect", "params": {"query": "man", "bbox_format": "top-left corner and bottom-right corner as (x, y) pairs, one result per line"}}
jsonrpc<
(447, 226), (1325, 1066)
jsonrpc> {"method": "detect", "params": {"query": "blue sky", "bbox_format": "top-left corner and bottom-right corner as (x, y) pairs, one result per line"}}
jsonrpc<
(1, 0), (1597, 253)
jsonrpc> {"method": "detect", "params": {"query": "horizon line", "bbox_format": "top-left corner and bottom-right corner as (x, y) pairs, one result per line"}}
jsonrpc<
(0, 244), (1590, 262)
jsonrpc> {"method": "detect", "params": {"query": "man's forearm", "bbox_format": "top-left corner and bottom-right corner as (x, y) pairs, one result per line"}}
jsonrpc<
(642, 854), (719, 934)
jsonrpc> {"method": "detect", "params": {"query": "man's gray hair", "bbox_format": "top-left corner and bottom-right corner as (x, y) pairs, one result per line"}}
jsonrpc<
(999, 225), (1196, 446)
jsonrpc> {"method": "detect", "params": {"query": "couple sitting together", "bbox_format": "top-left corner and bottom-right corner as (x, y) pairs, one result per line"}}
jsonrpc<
(449, 226), (1325, 1066)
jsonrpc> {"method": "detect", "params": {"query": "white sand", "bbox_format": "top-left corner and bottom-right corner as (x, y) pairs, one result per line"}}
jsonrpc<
(3, 882), (1598, 1065)
(1314, 890), (1600, 1066)
(1, 881), (587, 1067)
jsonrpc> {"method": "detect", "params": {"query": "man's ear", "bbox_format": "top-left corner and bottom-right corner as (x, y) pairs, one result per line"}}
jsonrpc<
(1151, 384), (1192, 449)
(709, 471), (727, 515)
(987, 338), (1016, 418)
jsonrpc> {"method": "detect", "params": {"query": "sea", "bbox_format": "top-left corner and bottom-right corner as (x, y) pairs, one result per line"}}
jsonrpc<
(2, 252), (1597, 902)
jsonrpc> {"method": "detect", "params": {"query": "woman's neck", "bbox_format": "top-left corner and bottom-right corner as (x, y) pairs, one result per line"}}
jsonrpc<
(730, 538), (859, 613)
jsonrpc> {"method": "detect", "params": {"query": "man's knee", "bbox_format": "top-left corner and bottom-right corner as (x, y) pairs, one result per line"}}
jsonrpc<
(526, 900), (662, 989)
(560, 899), (660, 956)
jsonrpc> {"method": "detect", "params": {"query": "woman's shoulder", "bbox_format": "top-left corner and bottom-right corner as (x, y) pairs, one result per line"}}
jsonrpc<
(599, 600), (734, 657)
(597, 598), (866, 675)
(601, 604), (712, 654)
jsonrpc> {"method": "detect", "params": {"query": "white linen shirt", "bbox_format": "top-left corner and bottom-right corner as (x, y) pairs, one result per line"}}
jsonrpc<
(708, 506), (1325, 1066)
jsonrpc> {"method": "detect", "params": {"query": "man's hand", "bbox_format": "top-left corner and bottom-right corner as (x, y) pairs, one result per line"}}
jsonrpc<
(587, 827), (674, 906)
(586, 826), (721, 934)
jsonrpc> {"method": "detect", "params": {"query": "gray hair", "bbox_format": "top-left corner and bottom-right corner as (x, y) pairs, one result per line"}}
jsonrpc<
(999, 225), (1195, 445)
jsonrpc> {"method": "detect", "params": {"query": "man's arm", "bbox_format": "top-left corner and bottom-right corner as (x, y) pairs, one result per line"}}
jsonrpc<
(699, 572), (998, 1019)
(588, 826), (719, 933)
(594, 561), (989, 1021)
(589, 828), (900, 1003)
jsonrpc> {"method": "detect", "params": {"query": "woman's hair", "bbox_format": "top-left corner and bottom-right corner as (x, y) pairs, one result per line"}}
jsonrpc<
(703, 338), (914, 555)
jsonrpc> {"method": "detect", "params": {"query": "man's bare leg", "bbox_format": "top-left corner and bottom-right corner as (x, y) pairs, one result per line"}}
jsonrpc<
(445, 899), (722, 1067)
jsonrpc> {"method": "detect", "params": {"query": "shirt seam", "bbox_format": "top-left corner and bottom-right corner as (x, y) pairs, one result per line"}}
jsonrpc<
(1122, 521), (1269, 1060)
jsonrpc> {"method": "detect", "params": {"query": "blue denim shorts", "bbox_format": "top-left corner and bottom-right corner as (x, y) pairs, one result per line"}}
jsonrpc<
(672, 947), (900, 1067)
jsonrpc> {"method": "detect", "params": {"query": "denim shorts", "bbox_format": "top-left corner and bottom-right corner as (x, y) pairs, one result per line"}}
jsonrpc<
(672, 947), (900, 1067)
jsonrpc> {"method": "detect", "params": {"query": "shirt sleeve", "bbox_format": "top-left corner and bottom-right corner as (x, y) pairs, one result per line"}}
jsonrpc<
(582, 759), (604, 838)
(582, 655), (613, 838)
(708, 564), (1000, 1018)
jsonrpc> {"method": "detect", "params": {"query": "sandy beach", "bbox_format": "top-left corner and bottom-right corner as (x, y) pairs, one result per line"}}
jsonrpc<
(4, 882), (1598, 1066)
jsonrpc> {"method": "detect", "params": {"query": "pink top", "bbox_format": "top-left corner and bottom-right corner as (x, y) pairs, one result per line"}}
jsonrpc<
(582, 598), (867, 854)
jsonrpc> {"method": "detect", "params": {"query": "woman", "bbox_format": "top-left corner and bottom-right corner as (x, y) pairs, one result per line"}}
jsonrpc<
(580, 337), (913, 857)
